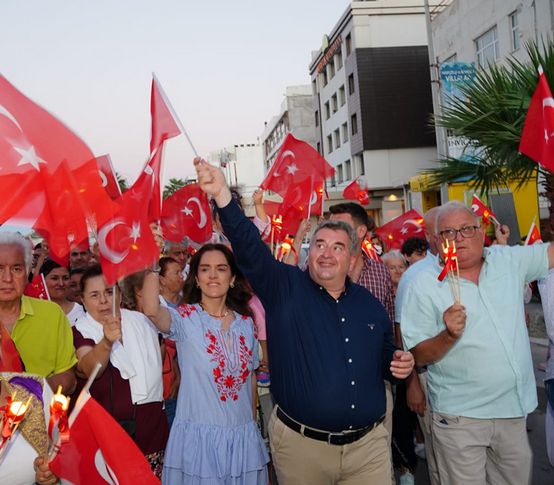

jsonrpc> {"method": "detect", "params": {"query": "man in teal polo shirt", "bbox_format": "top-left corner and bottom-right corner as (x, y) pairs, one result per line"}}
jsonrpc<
(401, 201), (554, 485)
(0, 233), (76, 393)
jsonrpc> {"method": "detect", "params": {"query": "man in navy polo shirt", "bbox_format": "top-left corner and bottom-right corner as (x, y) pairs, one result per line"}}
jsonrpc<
(194, 158), (414, 485)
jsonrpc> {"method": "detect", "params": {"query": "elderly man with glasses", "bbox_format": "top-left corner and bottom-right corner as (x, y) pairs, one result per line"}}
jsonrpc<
(400, 200), (554, 485)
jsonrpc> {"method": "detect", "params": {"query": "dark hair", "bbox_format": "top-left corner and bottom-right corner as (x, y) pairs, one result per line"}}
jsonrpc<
(69, 267), (86, 277)
(182, 244), (253, 318)
(329, 202), (374, 232)
(39, 258), (65, 277)
(80, 264), (108, 294)
(159, 256), (180, 277)
(121, 270), (147, 311)
(401, 237), (429, 257)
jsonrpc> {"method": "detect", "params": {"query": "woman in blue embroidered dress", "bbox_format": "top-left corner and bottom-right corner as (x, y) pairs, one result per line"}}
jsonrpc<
(143, 243), (269, 485)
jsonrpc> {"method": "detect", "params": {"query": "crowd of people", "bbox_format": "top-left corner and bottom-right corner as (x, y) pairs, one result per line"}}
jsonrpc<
(0, 157), (552, 485)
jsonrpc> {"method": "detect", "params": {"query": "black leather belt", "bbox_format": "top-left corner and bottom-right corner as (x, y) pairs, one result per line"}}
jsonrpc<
(276, 407), (384, 446)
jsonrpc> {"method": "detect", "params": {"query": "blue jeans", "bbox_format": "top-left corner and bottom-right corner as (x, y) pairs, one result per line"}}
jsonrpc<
(164, 398), (177, 428)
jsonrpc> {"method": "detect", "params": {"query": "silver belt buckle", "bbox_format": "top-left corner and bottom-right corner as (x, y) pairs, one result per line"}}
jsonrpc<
(327, 431), (344, 445)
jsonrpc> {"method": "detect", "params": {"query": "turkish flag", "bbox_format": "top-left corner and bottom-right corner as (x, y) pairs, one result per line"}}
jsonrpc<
(24, 274), (50, 300)
(0, 75), (103, 226)
(374, 209), (424, 250)
(471, 194), (498, 225)
(35, 162), (90, 264)
(150, 76), (181, 153)
(128, 148), (165, 223)
(34, 160), (119, 264)
(281, 177), (324, 218)
(525, 219), (543, 245)
(0, 324), (23, 372)
(49, 394), (159, 485)
(131, 76), (182, 223)
(343, 177), (369, 205)
(97, 188), (160, 287)
(160, 183), (212, 244)
(95, 154), (121, 200)
(519, 67), (554, 172)
(260, 133), (335, 197)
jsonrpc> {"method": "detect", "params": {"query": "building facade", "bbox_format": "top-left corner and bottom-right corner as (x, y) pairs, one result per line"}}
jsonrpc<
(430, 0), (554, 222)
(432, 0), (554, 67)
(260, 85), (317, 174)
(207, 143), (264, 216)
(309, 0), (441, 223)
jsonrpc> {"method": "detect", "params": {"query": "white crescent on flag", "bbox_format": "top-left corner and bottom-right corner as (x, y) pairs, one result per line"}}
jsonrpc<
(98, 219), (129, 264)
(0, 104), (23, 131)
(99, 169), (108, 187)
(310, 191), (318, 206)
(185, 197), (207, 228)
(0, 103), (46, 171)
(543, 97), (554, 109)
(471, 203), (479, 213)
(94, 448), (120, 485)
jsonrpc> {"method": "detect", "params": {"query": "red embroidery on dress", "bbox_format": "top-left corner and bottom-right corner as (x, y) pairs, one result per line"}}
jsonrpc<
(206, 329), (253, 402)
(177, 304), (197, 317)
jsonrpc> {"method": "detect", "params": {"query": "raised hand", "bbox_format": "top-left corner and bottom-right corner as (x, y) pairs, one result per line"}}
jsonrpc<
(194, 157), (230, 206)
(252, 188), (264, 206)
(102, 314), (122, 344)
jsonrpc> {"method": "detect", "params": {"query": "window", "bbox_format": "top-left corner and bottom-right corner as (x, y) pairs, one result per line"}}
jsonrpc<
(315, 110), (319, 127)
(356, 155), (365, 176)
(328, 61), (335, 80)
(339, 85), (346, 106)
(317, 142), (321, 154)
(334, 129), (341, 148)
(330, 174), (336, 187)
(510, 11), (520, 51)
(337, 164), (344, 184)
(345, 160), (352, 181)
(325, 101), (330, 120)
(351, 113), (358, 136)
(327, 134), (333, 153)
(312, 79), (317, 95)
(335, 51), (343, 71)
(475, 26), (499, 68)
(348, 74), (355, 95)
(342, 122), (349, 142)
(331, 94), (338, 114)
(345, 34), (352, 56)
(321, 69), (328, 87)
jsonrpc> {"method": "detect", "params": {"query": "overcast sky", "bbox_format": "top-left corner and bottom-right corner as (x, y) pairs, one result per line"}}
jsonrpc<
(1, 0), (346, 186)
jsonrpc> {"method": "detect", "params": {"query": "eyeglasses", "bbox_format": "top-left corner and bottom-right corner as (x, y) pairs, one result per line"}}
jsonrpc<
(70, 251), (88, 257)
(439, 225), (480, 241)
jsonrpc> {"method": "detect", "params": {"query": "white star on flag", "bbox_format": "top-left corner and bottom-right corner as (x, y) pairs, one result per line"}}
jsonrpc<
(400, 227), (408, 235)
(286, 163), (298, 175)
(130, 222), (141, 242)
(181, 206), (193, 216)
(14, 145), (47, 171)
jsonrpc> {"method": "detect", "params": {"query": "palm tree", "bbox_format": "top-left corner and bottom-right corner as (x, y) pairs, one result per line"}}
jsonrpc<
(424, 41), (554, 234)
(163, 177), (186, 199)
